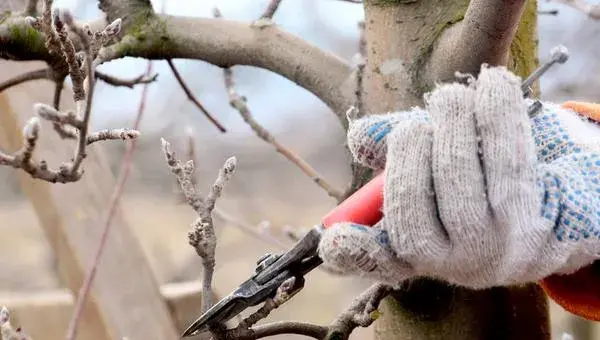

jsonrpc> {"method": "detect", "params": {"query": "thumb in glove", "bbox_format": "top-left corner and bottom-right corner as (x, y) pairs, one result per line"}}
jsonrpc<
(317, 107), (430, 282)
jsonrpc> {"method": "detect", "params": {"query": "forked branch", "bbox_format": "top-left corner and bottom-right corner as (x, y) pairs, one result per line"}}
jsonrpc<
(162, 139), (237, 312)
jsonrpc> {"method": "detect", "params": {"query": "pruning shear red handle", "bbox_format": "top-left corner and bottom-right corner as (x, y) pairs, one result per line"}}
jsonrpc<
(321, 172), (385, 228)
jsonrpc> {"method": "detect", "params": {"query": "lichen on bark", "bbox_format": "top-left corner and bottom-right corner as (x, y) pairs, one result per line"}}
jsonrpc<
(508, 0), (539, 95)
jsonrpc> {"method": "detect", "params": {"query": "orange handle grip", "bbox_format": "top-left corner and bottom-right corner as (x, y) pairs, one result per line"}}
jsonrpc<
(321, 172), (385, 228)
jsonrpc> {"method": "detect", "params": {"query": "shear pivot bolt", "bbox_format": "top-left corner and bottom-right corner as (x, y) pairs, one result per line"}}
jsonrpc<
(256, 253), (280, 273)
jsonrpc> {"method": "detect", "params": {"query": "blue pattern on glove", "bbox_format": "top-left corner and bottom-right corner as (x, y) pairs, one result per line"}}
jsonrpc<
(347, 223), (392, 248)
(529, 104), (600, 242)
(531, 104), (583, 163)
(357, 108), (431, 149)
(539, 152), (600, 242)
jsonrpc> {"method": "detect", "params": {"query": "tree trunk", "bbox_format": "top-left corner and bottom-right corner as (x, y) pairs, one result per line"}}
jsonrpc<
(358, 0), (551, 339)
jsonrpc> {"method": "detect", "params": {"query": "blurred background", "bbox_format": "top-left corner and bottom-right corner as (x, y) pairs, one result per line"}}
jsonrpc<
(1, 0), (600, 339)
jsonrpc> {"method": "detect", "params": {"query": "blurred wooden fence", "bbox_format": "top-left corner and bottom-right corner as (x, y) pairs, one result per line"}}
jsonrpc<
(0, 60), (211, 339)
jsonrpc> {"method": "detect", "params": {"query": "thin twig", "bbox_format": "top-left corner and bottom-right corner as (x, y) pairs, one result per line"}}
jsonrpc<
(64, 60), (153, 340)
(63, 11), (94, 174)
(95, 71), (158, 88)
(222, 67), (343, 200)
(0, 68), (50, 92)
(53, 9), (86, 102)
(238, 277), (297, 329)
(173, 128), (292, 249)
(213, 208), (290, 249)
(52, 79), (63, 109)
(86, 128), (140, 145)
(357, 21), (366, 58)
(326, 283), (392, 339)
(260, 0), (283, 19)
(236, 321), (328, 340)
(214, 7), (342, 199)
(50, 76), (77, 140)
(223, 278), (327, 339)
(50, 78), (79, 140)
(173, 127), (198, 203)
(166, 59), (226, 133)
(185, 127), (198, 189)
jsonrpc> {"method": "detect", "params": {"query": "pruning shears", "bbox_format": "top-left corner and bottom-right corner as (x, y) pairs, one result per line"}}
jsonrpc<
(181, 46), (569, 338)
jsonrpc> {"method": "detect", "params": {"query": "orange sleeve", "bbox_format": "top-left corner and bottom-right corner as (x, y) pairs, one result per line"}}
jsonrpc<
(538, 101), (600, 321)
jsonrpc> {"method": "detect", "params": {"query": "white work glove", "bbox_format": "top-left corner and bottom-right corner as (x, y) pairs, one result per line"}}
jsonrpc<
(318, 65), (600, 289)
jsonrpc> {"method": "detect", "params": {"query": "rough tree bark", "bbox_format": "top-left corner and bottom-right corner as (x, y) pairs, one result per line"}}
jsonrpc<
(360, 1), (549, 340)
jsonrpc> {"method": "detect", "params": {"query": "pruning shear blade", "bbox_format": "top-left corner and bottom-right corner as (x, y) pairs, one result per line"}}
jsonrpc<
(181, 228), (323, 337)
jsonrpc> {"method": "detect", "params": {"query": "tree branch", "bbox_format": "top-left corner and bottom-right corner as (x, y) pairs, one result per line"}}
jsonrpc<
(52, 80), (62, 109)
(166, 59), (227, 133)
(95, 70), (158, 88)
(0, 68), (49, 92)
(213, 208), (291, 249)
(260, 0), (283, 20)
(217, 283), (391, 340)
(326, 283), (392, 339)
(1, 12), (354, 122)
(426, 0), (527, 82)
(229, 277), (299, 334)
(172, 127), (294, 250)
(231, 321), (328, 340)
(106, 14), (353, 119)
(163, 139), (237, 313)
(223, 66), (343, 201)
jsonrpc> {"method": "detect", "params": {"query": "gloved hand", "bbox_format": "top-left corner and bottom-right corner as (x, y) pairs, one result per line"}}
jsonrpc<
(318, 65), (600, 289)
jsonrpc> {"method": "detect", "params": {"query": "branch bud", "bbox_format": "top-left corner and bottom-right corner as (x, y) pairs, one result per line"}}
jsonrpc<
(23, 117), (41, 141)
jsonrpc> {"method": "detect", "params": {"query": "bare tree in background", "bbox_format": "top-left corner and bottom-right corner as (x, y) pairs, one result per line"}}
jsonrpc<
(0, 0), (555, 339)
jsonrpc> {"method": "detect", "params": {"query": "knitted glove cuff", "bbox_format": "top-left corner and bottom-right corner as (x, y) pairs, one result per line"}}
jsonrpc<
(346, 108), (429, 170)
